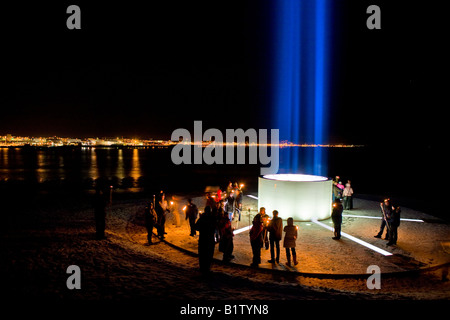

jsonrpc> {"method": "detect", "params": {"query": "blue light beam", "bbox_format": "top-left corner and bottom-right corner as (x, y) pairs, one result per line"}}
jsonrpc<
(271, 0), (331, 176)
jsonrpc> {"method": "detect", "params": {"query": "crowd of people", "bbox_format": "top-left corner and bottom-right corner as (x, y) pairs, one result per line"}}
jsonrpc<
(142, 191), (171, 244)
(332, 175), (354, 210)
(249, 208), (299, 267)
(331, 175), (401, 246)
(374, 198), (402, 246)
(94, 177), (402, 275)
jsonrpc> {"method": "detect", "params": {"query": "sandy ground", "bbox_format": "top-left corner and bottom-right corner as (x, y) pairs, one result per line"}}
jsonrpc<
(1, 192), (449, 314)
(162, 196), (450, 274)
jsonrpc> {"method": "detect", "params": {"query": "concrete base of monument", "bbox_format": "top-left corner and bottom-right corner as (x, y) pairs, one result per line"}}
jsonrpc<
(160, 195), (450, 278)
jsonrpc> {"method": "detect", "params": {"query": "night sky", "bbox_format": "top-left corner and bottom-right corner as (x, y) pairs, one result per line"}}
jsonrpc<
(1, 1), (445, 145)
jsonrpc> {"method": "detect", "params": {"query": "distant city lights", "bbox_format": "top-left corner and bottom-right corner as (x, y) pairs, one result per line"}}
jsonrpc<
(0, 134), (362, 149)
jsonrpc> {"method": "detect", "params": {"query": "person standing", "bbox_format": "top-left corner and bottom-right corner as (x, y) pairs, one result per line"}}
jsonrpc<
(218, 211), (234, 262)
(374, 198), (394, 240)
(342, 180), (354, 210)
(156, 193), (169, 240)
(185, 198), (198, 236)
(387, 205), (401, 246)
(267, 210), (283, 264)
(234, 189), (243, 223)
(225, 192), (235, 222)
(226, 181), (233, 197)
(332, 175), (340, 201)
(170, 195), (182, 227)
(259, 208), (270, 250)
(93, 186), (109, 240)
(283, 217), (298, 266)
(205, 192), (216, 209)
(249, 214), (264, 267)
(195, 206), (217, 274)
(144, 202), (158, 245)
(331, 199), (343, 240)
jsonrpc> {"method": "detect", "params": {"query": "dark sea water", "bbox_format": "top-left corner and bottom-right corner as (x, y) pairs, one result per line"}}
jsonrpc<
(0, 145), (439, 217)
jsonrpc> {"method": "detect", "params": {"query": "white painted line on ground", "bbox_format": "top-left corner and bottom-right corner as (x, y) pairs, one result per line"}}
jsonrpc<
(343, 214), (424, 223)
(311, 218), (393, 256)
(233, 225), (251, 235)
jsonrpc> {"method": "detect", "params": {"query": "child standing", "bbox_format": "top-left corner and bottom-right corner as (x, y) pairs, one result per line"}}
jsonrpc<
(283, 217), (298, 266)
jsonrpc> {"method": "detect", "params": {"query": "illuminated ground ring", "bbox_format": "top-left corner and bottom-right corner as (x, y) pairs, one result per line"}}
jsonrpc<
(258, 174), (332, 221)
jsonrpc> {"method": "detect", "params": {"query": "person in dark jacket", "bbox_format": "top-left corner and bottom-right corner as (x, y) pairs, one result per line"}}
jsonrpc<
(387, 205), (401, 246)
(144, 202), (158, 245)
(225, 192), (235, 222)
(218, 211), (234, 262)
(267, 210), (283, 263)
(375, 198), (394, 240)
(185, 198), (198, 236)
(249, 214), (264, 267)
(259, 208), (270, 250)
(331, 199), (343, 240)
(194, 206), (216, 274)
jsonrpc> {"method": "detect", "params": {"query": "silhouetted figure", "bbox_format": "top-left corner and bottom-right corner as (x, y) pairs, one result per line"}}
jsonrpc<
(260, 208), (270, 250)
(170, 195), (181, 227)
(332, 175), (341, 201)
(94, 184), (110, 240)
(226, 181), (233, 198)
(375, 198), (393, 240)
(283, 217), (298, 266)
(225, 192), (235, 221)
(218, 212), (234, 262)
(342, 180), (354, 210)
(387, 205), (401, 246)
(267, 210), (283, 263)
(156, 193), (169, 240)
(195, 206), (216, 274)
(332, 199), (343, 240)
(144, 202), (158, 245)
(250, 213), (263, 267)
(234, 189), (243, 222)
(185, 198), (199, 236)
(205, 192), (216, 209)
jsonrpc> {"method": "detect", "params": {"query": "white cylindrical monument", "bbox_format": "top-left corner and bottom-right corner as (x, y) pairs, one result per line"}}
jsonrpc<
(258, 174), (332, 221)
